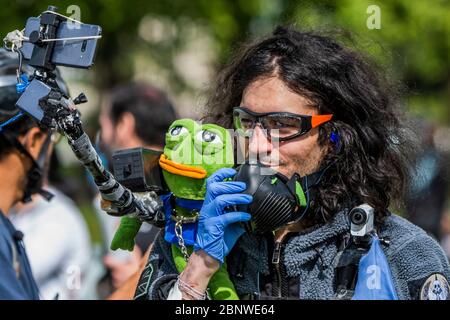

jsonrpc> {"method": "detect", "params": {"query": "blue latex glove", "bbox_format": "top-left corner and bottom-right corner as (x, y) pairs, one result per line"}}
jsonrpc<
(194, 168), (252, 264)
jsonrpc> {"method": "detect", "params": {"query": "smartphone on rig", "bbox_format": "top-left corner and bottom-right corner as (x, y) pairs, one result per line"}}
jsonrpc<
(20, 17), (102, 69)
(14, 8), (102, 122)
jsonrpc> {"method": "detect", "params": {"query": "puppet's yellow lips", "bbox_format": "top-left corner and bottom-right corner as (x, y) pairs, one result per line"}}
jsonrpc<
(159, 154), (207, 179)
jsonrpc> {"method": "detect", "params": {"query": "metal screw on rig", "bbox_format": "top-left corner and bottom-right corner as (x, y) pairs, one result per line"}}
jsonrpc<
(175, 219), (190, 262)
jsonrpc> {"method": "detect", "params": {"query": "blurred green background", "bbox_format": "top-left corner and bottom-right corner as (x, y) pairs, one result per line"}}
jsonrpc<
(1, 0), (449, 243)
(2, 0), (449, 119)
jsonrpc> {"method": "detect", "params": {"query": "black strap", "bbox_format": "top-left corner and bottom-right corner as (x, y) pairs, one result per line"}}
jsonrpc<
(333, 233), (370, 300)
(1, 130), (54, 201)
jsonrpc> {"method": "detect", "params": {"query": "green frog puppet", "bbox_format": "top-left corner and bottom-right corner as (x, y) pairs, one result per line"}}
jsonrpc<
(110, 119), (239, 300)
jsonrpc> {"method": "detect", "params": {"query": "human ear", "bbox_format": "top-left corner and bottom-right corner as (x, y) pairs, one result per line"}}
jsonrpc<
(22, 127), (48, 160)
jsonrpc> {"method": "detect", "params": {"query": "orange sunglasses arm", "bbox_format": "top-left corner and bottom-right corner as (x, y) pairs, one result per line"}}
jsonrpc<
(311, 114), (333, 128)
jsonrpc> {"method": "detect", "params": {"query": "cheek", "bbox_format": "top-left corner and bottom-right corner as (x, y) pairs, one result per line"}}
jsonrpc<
(288, 135), (319, 157)
(17, 157), (30, 190)
(278, 130), (324, 175)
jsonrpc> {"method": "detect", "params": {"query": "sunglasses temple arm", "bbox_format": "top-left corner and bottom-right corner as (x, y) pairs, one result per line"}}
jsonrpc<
(311, 115), (333, 128)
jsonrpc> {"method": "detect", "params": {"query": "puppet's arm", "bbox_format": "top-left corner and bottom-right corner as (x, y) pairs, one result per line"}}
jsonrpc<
(110, 216), (142, 251)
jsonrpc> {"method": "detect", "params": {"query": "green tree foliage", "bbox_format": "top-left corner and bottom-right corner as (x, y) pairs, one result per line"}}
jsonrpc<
(1, 0), (448, 122)
(286, 0), (450, 123)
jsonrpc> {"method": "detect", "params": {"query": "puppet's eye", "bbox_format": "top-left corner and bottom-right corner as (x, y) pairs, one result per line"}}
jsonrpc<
(196, 130), (222, 144)
(170, 126), (188, 136)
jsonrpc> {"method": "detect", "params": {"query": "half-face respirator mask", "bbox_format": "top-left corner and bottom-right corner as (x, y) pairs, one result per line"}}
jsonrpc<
(233, 162), (327, 234)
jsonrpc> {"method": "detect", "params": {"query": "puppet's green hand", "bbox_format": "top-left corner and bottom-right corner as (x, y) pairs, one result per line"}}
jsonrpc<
(208, 263), (239, 300)
(110, 216), (143, 251)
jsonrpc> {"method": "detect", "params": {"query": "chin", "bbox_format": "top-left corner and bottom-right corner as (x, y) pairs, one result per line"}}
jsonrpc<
(267, 164), (292, 178)
(275, 163), (300, 179)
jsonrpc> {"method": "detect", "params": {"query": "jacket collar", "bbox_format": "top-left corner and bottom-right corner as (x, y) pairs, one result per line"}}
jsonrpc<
(234, 208), (351, 278)
(283, 208), (351, 276)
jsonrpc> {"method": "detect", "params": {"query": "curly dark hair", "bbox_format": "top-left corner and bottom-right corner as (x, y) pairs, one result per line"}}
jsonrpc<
(202, 25), (417, 225)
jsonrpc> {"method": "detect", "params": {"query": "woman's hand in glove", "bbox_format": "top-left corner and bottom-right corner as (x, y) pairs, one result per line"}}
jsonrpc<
(194, 168), (252, 264)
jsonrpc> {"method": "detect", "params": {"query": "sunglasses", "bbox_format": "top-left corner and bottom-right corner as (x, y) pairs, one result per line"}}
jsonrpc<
(233, 107), (333, 141)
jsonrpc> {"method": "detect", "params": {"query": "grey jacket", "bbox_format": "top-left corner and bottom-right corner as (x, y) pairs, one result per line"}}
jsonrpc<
(134, 209), (450, 300)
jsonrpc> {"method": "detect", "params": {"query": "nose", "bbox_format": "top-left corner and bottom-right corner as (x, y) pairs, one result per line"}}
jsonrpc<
(248, 124), (272, 161)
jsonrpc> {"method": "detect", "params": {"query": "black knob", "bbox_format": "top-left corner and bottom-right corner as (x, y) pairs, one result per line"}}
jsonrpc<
(13, 230), (24, 241)
(29, 31), (41, 44)
(73, 93), (88, 105)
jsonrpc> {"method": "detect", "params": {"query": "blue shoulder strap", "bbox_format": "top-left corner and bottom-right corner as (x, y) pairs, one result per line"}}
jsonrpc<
(352, 235), (398, 300)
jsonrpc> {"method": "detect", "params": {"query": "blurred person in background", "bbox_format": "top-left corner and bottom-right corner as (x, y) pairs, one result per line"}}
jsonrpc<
(405, 120), (449, 241)
(95, 81), (177, 295)
(10, 162), (91, 300)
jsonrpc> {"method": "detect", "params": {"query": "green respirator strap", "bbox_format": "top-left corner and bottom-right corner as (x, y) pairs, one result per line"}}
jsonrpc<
(289, 170), (325, 208)
(285, 173), (307, 207)
(295, 180), (307, 207)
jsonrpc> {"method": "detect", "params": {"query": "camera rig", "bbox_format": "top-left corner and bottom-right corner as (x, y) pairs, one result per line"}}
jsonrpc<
(3, 6), (165, 227)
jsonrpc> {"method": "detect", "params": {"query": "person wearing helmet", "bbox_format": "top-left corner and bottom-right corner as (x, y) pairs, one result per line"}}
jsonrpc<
(0, 48), (61, 299)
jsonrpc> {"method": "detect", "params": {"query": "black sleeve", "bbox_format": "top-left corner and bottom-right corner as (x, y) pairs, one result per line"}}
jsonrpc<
(134, 232), (179, 300)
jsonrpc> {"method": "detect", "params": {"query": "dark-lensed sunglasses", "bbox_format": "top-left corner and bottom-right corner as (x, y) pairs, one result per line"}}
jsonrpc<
(233, 106), (333, 141)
